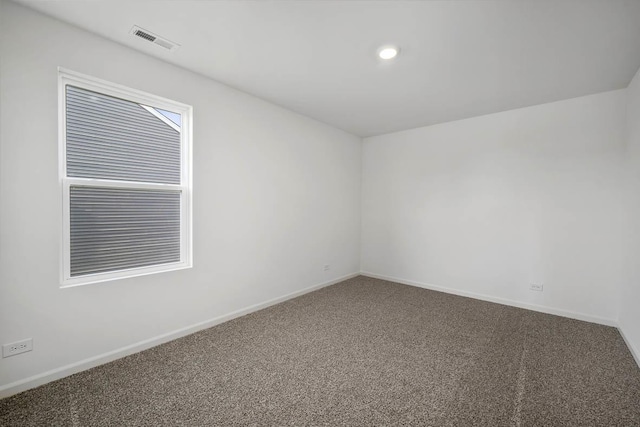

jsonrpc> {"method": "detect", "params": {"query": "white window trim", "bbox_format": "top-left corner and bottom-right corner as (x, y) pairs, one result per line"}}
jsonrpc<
(58, 68), (193, 288)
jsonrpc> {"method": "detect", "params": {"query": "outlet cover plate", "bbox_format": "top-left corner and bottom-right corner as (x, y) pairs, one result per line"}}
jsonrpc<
(2, 338), (33, 358)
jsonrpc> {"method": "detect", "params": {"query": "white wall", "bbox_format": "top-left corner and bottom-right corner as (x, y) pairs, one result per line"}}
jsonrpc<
(621, 67), (640, 364)
(361, 90), (629, 324)
(0, 0), (362, 393)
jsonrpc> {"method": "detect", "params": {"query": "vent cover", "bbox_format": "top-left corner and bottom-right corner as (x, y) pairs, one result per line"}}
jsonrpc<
(130, 26), (180, 51)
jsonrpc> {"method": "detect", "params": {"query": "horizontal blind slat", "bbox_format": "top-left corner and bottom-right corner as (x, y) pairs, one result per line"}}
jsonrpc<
(67, 145), (180, 167)
(71, 249), (182, 259)
(67, 118), (181, 142)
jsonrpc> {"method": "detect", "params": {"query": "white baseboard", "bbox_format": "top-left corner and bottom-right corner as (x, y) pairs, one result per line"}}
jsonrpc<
(360, 271), (618, 327)
(0, 272), (359, 399)
(618, 327), (640, 369)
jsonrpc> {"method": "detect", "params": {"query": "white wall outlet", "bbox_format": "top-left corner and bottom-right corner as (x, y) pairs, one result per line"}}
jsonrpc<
(530, 283), (544, 292)
(323, 264), (330, 271)
(2, 338), (33, 358)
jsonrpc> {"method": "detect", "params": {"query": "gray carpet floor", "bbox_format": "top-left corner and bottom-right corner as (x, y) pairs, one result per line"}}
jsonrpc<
(1, 275), (639, 426)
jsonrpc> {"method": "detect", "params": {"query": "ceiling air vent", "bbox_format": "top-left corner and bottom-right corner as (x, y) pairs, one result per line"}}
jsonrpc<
(130, 26), (180, 52)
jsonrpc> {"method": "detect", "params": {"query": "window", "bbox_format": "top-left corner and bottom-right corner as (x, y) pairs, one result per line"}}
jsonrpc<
(59, 69), (192, 287)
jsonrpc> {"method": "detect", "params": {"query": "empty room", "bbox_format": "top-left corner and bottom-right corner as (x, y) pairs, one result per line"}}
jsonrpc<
(1, 0), (640, 425)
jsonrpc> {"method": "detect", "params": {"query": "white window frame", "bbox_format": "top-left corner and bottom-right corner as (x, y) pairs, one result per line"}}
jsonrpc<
(58, 68), (193, 287)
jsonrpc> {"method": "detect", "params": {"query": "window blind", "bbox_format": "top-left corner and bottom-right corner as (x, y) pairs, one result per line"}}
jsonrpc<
(63, 80), (187, 281)
(69, 186), (181, 277)
(66, 85), (181, 184)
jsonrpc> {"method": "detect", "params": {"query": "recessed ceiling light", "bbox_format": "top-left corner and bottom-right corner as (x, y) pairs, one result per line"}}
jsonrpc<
(378, 46), (399, 60)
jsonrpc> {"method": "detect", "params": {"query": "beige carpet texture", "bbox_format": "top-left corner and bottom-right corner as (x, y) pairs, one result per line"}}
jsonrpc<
(1, 276), (639, 426)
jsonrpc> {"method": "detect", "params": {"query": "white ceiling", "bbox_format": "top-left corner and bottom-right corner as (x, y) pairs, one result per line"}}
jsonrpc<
(16, 0), (640, 137)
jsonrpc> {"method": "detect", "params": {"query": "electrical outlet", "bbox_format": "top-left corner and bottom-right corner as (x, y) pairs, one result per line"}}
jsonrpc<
(2, 338), (33, 358)
(323, 264), (330, 271)
(530, 283), (544, 292)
